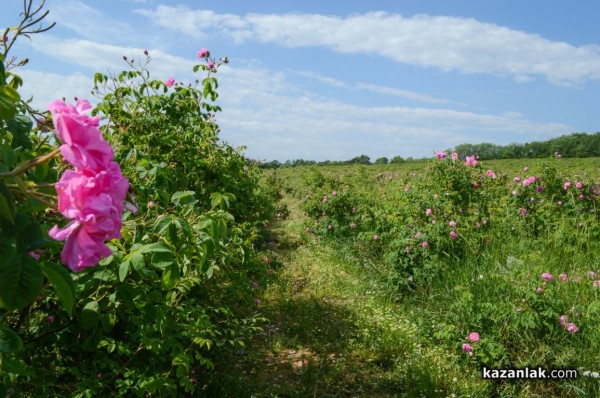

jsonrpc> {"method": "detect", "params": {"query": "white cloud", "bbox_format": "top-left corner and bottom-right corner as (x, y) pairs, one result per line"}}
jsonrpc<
(16, 39), (571, 162)
(50, 0), (136, 43)
(296, 70), (451, 104)
(215, 66), (571, 161)
(135, 6), (600, 86)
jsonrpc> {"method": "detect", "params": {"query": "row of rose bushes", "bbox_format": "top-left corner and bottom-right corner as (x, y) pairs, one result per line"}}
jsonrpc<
(297, 156), (600, 395)
(1, 4), (275, 396)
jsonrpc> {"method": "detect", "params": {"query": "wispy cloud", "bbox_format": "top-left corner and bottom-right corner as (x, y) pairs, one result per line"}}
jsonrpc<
(135, 6), (600, 86)
(50, 0), (136, 43)
(296, 71), (451, 104)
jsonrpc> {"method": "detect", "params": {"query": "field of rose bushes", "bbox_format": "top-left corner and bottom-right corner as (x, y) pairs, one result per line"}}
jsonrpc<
(261, 155), (600, 396)
(3, 2), (600, 397)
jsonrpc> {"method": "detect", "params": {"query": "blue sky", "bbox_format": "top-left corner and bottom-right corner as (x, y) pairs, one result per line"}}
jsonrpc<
(2, 0), (600, 162)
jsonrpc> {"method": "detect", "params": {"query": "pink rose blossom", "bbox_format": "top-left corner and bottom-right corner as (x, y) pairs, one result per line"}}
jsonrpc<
(450, 231), (458, 239)
(559, 273), (568, 282)
(373, 234), (379, 240)
(451, 152), (458, 160)
(48, 99), (113, 172)
(576, 181), (583, 189)
(485, 169), (496, 179)
(462, 343), (472, 353)
(421, 241), (429, 248)
(436, 152), (446, 159)
(468, 332), (479, 343)
(425, 208), (432, 216)
(165, 78), (175, 88)
(520, 208), (527, 217)
(563, 182), (571, 190)
(49, 165), (128, 272)
(465, 155), (478, 167)
(207, 60), (215, 69)
(560, 315), (568, 326)
(541, 272), (554, 281)
(449, 221), (457, 228)
(566, 323), (579, 333)
(197, 48), (210, 58)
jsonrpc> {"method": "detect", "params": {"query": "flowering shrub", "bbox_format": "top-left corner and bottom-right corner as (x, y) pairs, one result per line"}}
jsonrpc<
(0, 3), (275, 396)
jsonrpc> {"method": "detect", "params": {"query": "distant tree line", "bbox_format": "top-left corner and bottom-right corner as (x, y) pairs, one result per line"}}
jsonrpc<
(453, 132), (600, 160)
(257, 132), (600, 168)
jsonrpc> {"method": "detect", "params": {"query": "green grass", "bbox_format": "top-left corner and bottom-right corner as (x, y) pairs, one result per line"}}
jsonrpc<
(206, 158), (600, 397)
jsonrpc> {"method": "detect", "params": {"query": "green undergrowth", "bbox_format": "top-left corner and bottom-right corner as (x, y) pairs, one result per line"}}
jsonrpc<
(203, 196), (483, 397)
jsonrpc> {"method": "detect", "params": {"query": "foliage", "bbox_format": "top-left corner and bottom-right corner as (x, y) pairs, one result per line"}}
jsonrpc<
(0, 2), (276, 396)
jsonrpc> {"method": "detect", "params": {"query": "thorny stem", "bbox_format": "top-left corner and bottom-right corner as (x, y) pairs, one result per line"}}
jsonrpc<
(0, 147), (60, 178)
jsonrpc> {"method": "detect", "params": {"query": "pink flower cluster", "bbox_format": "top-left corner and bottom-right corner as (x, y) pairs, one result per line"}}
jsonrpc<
(485, 169), (496, 179)
(462, 332), (480, 356)
(559, 315), (579, 334)
(464, 155), (478, 167)
(48, 99), (129, 272)
(522, 176), (536, 187)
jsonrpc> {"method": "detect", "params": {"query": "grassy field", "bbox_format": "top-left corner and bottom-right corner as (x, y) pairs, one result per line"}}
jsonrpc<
(203, 157), (600, 397)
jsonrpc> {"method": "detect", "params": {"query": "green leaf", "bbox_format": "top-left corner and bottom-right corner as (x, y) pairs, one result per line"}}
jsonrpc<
(79, 300), (100, 330)
(150, 251), (175, 269)
(0, 325), (23, 353)
(82, 326), (104, 351)
(0, 86), (19, 122)
(118, 260), (129, 282)
(139, 242), (171, 254)
(16, 222), (47, 253)
(0, 181), (15, 224)
(171, 190), (197, 206)
(8, 115), (33, 149)
(161, 263), (180, 289)
(0, 254), (44, 310)
(41, 262), (76, 316)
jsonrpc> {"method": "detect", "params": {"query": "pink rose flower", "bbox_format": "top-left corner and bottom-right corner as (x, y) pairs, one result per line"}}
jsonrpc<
(559, 273), (568, 282)
(485, 169), (496, 179)
(48, 99), (113, 172)
(197, 48), (210, 58)
(449, 220), (457, 228)
(462, 343), (472, 353)
(468, 332), (479, 342)
(465, 155), (478, 167)
(207, 60), (215, 69)
(49, 164), (129, 272)
(425, 208), (432, 216)
(436, 152), (446, 159)
(450, 231), (458, 239)
(451, 152), (458, 160)
(564, 181), (571, 190)
(541, 272), (554, 281)
(165, 78), (175, 88)
(560, 315), (568, 326)
(566, 323), (579, 333)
